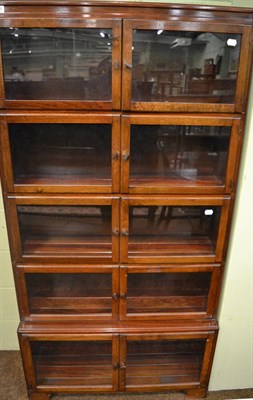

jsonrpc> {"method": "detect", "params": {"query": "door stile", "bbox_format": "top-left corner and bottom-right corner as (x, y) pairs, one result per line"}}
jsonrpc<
(121, 116), (130, 193)
(119, 334), (127, 391)
(112, 115), (121, 193)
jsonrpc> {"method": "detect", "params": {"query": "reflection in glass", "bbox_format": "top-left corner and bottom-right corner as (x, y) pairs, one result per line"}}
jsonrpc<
(132, 30), (241, 103)
(126, 339), (205, 386)
(26, 273), (112, 315)
(130, 125), (231, 186)
(127, 272), (211, 314)
(31, 341), (112, 386)
(1, 28), (112, 100)
(129, 206), (221, 257)
(9, 123), (111, 185)
(17, 205), (112, 256)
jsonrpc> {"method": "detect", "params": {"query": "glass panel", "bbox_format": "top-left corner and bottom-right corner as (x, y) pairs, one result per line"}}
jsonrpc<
(127, 272), (211, 314)
(1, 28), (112, 100)
(26, 273), (112, 315)
(130, 125), (231, 186)
(126, 339), (205, 386)
(17, 205), (112, 257)
(132, 30), (241, 103)
(9, 124), (111, 185)
(31, 341), (112, 386)
(129, 206), (221, 257)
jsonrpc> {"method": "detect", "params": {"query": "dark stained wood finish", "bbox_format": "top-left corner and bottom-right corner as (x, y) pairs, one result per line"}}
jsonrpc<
(0, 1), (252, 398)
(186, 388), (208, 399)
(28, 393), (50, 400)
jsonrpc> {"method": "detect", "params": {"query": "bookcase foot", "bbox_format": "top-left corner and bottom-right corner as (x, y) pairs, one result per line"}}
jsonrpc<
(28, 392), (51, 400)
(185, 388), (207, 399)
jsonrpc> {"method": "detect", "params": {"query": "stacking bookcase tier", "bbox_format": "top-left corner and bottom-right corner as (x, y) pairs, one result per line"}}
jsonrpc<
(0, 112), (244, 195)
(0, 6), (252, 113)
(16, 263), (220, 321)
(1, 2), (252, 399)
(5, 194), (231, 264)
(18, 320), (218, 396)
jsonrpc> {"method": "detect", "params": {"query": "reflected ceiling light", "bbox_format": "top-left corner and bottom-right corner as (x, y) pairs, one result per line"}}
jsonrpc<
(157, 29), (163, 35)
(227, 38), (237, 47)
(107, 42), (111, 46)
(100, 32), (105, 38)
(9, 49), (13, 54)
(14, 33), (19, 37)
(28, 50), (32, 54)
(204, 209), (214, 216)
(75, 52), (81, 57)
(132, 46), (134, 50)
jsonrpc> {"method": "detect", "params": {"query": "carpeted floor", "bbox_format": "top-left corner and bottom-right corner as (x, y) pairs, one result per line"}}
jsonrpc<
(1, 351), (253, 400)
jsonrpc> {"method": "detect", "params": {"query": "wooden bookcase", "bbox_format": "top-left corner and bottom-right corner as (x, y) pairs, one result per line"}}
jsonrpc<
(0, 2), (252, 399)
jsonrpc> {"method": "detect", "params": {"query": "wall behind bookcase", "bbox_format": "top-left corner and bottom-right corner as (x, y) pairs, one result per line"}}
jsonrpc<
(0, 0), (252, 391)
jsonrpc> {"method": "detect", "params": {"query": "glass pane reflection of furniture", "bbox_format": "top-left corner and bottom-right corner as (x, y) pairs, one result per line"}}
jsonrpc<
(1, 28), (112, 100)
(132, 30), (241, 103)
(30, 341), (113, 387)
(17, 205), (112, 257)
(126, 339), (206, 387)
(26, 273), (112, 315)
(9, 123), (111, 186)
(130, 125), (231, 187)
(127, 272), (211, 315)
(129, 206), (221, 257)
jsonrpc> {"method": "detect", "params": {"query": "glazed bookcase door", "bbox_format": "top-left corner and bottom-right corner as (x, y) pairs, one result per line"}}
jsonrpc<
(122, 20), (252, 113)
(7, 195), (120, 263)
(16, 265), (120, 321)
(119, 264), (220, 320)
(121, 196), (230, 264)
(19, 334), (119, 392)
(0, 112), (120, 193)
(0, 20), (121, 110)
(119, 333), (217, 392)
(121, 114), (242, 194)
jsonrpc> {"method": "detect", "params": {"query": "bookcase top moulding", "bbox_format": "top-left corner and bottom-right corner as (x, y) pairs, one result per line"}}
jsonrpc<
(0, 0), (252, 13)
